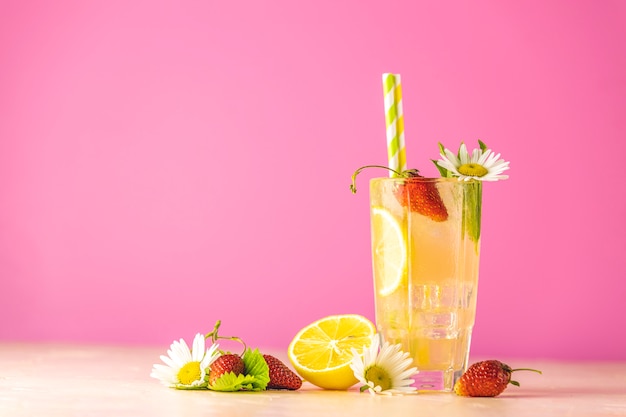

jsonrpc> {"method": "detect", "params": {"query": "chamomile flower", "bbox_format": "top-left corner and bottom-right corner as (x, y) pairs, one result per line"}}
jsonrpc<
(436, 142), (510, 181)
(350, 334), (418, 395)
(150, 333), (220, 388)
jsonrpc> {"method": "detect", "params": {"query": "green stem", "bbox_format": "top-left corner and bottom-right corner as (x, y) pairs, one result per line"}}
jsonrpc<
(463, 181), (482, 250)
(511, 368), (543, 374)
(350, 165), (404, 194)
(204, 320), (247, 356)
(205, 320), (222, 343)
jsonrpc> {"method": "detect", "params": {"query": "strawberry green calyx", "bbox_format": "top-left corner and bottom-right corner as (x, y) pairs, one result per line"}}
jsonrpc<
(209, 349), (270, 392)
(243, 349), (271, 390)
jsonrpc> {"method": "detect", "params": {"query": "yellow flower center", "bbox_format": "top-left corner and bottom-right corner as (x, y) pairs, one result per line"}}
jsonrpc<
(364, 365), (392, 391)
(177, 361), (202, 385)
(458, 163), (488, 177)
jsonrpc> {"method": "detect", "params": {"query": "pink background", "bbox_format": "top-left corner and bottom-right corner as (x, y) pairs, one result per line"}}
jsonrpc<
(1, 0), (625, 360)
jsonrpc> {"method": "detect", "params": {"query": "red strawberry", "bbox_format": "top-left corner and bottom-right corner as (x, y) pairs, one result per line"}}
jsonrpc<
(454, 360), (542, 397)
(263, 354), (302, 390)
(208, 354), (245, 386)
(394, 171), (448, 222)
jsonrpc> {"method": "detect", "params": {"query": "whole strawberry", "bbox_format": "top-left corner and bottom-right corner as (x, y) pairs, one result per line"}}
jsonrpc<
(263, 354), (302, 390)
(350, 166), (448, 222)
(454, 360), (541, 397)
(208, 354), (245, 386)
(394, 170), (448, 222)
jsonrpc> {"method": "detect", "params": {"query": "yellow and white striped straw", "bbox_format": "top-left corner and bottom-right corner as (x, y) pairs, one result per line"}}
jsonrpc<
(382, 73), (406, 176)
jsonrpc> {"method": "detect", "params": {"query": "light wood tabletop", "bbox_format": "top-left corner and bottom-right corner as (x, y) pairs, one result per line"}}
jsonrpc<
(1, 342), (624, 416)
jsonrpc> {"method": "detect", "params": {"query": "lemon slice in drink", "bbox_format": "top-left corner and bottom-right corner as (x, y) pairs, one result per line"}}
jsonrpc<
(371, 207), (407, 296)
(287, 314), (376, 390)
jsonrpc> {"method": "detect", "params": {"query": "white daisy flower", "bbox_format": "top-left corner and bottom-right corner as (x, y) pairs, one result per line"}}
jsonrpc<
(437, 142), (510, 181)
(150, 333), (220, 388)
(350, 334), (418, 395)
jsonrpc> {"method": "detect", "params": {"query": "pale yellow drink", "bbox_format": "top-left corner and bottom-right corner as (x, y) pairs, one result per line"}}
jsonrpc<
(370, 177), (481, 391)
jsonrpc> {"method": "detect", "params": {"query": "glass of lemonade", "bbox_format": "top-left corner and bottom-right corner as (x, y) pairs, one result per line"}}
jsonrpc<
(369, 176), (482, 391)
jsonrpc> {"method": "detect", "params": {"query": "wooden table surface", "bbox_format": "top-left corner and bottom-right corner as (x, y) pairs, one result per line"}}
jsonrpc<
(1, 342), (625, 416)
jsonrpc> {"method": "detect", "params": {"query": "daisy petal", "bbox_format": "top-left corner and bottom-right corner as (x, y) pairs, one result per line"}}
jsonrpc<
(351, 334), (417, 395)
(438, 141), (509, 182)
(150, 334), (218, 388)
(191, 333), (205, 362)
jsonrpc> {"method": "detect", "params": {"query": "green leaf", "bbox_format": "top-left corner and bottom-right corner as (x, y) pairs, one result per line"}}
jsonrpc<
(208, 348), (270, 392)
(209, 372), (258, 392)
(431, 159), (450, 178)
(242, 348), (270, 391)
(478, 140), (488, 152)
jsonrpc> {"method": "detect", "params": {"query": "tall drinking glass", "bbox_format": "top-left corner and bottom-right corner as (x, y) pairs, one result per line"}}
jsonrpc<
(369, 177), (482, 391)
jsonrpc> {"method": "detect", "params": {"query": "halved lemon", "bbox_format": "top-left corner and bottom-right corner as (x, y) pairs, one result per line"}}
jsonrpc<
(287, 314), (376, 390)
(371, 207), (407, 296)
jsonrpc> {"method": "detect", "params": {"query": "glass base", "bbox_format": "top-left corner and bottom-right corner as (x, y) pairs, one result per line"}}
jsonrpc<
(412, 369), (464, 392)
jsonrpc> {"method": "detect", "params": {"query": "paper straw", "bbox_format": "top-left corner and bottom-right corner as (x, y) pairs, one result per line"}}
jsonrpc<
(382, 73), (406, 177)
